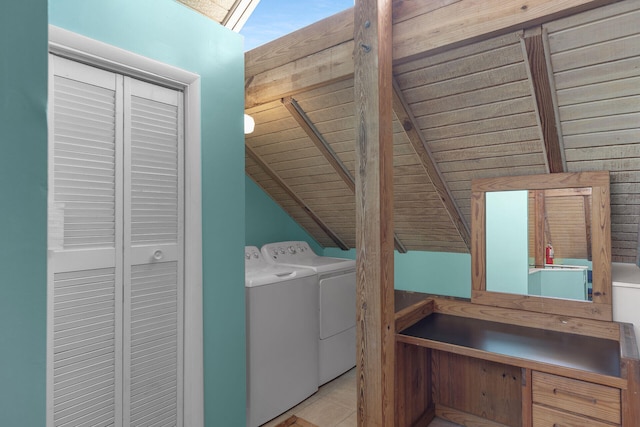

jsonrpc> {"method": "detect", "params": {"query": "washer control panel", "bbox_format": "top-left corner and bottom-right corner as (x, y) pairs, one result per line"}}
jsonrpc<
(264, 241), (314, 261)
(244, 246), (264, 268)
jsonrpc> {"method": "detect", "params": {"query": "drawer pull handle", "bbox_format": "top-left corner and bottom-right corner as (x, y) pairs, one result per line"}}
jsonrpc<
(553, 387), (597, 404)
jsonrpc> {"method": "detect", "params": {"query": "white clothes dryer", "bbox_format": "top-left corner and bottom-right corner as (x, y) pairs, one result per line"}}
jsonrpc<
(261, 241), (356, 385)
(244, 246), (318, 427)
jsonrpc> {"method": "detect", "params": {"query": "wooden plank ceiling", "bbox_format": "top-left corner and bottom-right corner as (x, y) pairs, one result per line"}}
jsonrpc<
(245, 0), (640, 262)
(176, 0), (258, 31)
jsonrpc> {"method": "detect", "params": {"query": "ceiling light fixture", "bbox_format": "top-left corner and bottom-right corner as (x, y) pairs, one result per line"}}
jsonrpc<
(244, 114), (255, 134)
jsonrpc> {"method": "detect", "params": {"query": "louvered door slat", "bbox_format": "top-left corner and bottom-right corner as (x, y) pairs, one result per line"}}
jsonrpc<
(53, 63), (117, 252)
(55, 365), (114, 393)
(129, 90), (179, 246)
(52, 268), (117, 427)
(49, 55), (122, 427)
(124, 77), (183, 427)
(55, 378), (115, 408)
(128, 262), (179, 426)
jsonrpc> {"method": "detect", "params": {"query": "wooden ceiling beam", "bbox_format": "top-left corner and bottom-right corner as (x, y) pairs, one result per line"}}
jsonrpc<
(392, 0), (618, 64)
(246, 0), (618, 107)
(522, 28), (565, 173)
(246, 41), (354, 109)
(245, 7), (355, 77)
(391, 79), (472, 252)
(282, 96), (408, 253)
(282, 97), (356, 191)
(245, 144), (350, 250)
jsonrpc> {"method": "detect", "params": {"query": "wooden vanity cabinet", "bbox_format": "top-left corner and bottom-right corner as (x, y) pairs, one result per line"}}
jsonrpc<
(394, 295), (640, 427)
(393, 172), (638, 426)
(532, 371), (621, 426)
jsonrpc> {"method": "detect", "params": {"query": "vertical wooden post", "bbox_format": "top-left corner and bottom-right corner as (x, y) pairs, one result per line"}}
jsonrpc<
(533, 190), (545, 268)
(354, 0), (395, 426)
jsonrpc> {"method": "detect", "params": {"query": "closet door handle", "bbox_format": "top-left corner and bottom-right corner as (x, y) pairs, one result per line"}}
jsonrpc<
(153, 250), (164, 261)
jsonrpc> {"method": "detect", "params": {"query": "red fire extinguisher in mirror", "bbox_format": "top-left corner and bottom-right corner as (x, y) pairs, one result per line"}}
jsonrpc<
(545, 243), (554, 265)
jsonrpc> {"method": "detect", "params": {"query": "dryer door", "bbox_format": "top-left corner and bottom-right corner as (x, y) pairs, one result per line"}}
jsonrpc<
(319, 270), (356, 339)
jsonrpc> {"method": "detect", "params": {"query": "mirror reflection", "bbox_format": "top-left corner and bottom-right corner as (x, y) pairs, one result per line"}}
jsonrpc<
(486, 187), (593, 301)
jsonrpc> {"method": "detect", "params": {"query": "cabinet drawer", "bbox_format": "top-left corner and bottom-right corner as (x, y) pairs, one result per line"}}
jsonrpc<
(532, 372), (620, 425)
(533, 404), (617, 427)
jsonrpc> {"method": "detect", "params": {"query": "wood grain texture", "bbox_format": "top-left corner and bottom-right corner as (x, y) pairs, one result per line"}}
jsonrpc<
(245, 8), (354, 77)
(471, 191), (485, 293)
(621, 356), (640, 427)
(393, 0), (620, 63)
(532, 190), (545, 267)
(395, 299), (434, 333)
(435, 404), (513, 427)
(433, 351), (522, 427)
(282, 97), (408, 253)
(522, 369), (532, 427)
(472, 289), (612, 322)
(471, 171), (613, 320)
(546, 0), (640, 264)
(392, 79), (471, 251)
(620, 322), (640, 427)
(432, 297), (619, 340)
(522, 31), (564, 173)
(394, 342), (433, 427)
(246, 41), (354, 109)
(282, 97), (356, 192)
(245, 1), (619, 107)
(532, 404), (613, 427)
(245, 145), (349, 250)
(354, 0), (395, 426)
(532, 371), (621, 424)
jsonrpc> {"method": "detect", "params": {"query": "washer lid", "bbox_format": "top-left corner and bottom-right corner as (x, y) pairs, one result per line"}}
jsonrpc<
(245, 245), (315, 287)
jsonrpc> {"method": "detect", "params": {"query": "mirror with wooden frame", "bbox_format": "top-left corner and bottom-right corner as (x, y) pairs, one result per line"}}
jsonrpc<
(471, 171), (612, 321)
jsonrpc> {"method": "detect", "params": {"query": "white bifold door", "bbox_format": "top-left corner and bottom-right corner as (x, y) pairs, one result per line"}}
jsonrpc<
(48, 54), (184, 427)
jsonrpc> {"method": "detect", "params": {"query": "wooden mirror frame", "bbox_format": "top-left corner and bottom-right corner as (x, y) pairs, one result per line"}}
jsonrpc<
(471, 171), (612, 321)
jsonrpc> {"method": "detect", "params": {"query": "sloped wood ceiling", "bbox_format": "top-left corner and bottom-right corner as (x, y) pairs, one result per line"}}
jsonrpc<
(176, 0), (258, 30)
(245, 0), (640, 262)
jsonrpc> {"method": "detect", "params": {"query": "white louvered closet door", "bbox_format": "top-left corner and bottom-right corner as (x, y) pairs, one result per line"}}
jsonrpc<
(49, 55), (184, 427)
(123, 77), (184, 427)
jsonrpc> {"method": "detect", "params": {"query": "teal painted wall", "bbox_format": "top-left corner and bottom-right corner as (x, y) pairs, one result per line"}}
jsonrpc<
(245, 175), (322, 254)
(486, 190), (529, 295)
(0, 2), (48, 425)
(50, 1), (246, 425)
(324, 248), (471, 298)
(393, 251), (471, 298)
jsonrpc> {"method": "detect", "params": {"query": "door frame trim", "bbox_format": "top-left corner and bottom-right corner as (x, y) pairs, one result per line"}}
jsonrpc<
(47, 25), (204, 427)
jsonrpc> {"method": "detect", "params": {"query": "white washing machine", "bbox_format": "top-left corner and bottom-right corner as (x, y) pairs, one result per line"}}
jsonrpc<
(612, 262), (640, 353)
(244, 246), (319, 427)
(261, 241), (356, 385)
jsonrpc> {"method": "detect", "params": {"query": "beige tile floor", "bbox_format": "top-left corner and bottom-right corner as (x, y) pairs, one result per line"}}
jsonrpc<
(260, 368), (460, 427)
